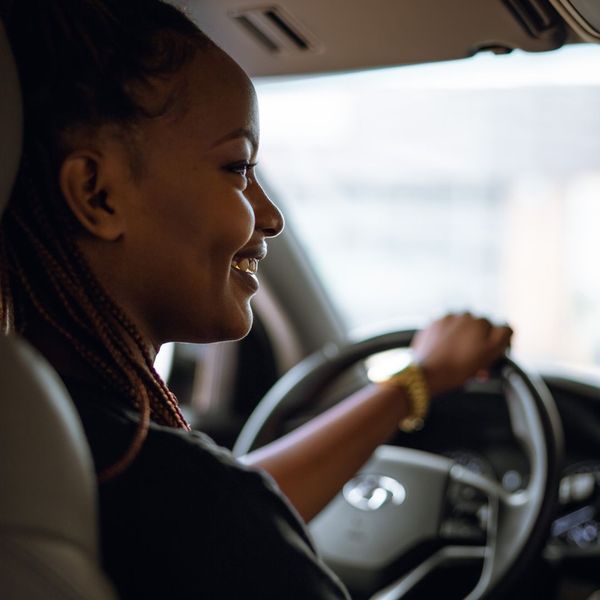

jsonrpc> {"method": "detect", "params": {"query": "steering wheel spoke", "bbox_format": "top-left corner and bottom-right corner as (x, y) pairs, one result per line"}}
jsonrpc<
(370, 545), (486, 600)
(440, 465), (503, 548)
(451, 465), (546, 600)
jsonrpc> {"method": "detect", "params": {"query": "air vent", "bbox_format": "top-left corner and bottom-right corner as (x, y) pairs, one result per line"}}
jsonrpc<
(504, 0), (562, 36)
(230, 5), (320, 54)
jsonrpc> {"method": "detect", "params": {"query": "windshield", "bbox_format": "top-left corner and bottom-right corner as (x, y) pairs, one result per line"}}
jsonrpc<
(255, 46), (600, 377)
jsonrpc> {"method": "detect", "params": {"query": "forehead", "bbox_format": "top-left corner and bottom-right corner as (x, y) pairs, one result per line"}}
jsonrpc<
(177, 49), (259, 150)
(129, 48), (259, 168)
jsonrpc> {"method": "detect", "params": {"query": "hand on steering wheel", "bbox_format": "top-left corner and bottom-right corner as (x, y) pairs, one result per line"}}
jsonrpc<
(411, 313), (512, 397)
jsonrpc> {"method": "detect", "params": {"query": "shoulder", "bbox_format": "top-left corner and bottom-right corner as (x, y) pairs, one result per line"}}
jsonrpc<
(101, 425), (349, 599)
(68, 382), (349, 599)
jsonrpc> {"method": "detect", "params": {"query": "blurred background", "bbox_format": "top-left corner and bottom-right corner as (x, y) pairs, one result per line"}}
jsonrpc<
(255, 45), (600, 379)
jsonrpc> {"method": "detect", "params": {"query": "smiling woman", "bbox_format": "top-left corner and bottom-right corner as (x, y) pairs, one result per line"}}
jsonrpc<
(0, 1), (513, 598)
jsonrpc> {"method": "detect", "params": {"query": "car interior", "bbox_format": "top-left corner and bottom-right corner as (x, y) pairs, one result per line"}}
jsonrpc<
(2, 1), (600, 599)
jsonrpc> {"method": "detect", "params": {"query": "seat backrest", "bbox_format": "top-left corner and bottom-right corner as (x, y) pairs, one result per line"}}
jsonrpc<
(0, 19), (116, 600)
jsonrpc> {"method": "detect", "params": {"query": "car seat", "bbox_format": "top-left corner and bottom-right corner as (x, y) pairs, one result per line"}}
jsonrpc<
(0, 19), (116, 600)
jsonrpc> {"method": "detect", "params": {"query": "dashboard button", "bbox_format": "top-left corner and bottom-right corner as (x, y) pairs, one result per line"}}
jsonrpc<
(559, 472), (596, 505)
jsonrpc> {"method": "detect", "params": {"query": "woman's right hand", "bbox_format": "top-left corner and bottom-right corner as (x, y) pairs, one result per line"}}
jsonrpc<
(411, 313), (513, 397)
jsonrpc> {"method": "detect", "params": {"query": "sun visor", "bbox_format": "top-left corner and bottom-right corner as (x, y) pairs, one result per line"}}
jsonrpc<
(177, 0), (573, 77)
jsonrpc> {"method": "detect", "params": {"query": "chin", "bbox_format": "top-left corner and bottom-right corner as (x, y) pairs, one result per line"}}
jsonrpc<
(211, 307), (254, 342)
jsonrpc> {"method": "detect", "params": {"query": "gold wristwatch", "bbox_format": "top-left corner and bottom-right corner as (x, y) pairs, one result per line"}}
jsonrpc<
(382, 363), (430, 432)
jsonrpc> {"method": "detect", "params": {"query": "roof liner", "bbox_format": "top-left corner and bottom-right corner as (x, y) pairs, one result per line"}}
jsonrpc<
(174, 0), (580, 77)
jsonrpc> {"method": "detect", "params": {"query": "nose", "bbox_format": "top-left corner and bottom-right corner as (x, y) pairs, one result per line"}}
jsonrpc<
(250, 180), (284, 238)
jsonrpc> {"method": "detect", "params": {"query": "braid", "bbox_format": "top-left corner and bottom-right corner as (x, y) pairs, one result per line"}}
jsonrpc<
(0, 234), (15, 334)
(7, 243), (131, 396)
(97, 384), (151, 484)
(0, 0), (212, 480)
(10, 211), (95, 337)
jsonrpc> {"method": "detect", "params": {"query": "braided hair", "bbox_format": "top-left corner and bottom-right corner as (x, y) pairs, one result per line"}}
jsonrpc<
(1, 0), (216, 481)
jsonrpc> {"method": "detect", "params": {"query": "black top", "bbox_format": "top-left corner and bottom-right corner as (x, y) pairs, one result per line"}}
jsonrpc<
(66, 379), (351, 600)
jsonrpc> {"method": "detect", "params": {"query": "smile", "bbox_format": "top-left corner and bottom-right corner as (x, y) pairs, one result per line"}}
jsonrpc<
(231, 257), (259, 275)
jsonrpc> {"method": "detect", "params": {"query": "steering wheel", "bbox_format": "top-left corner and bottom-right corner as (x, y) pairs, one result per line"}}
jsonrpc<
(233, 331), (563, 599)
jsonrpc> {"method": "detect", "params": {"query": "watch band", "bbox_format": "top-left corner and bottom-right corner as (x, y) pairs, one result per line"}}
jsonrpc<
(383, 363), (430, 432)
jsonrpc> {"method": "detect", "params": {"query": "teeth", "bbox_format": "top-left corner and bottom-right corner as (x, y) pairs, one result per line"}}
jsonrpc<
(232, 257), (258, 274)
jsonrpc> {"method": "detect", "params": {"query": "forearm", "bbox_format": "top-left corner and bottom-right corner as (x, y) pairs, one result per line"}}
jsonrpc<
(240, 383), (410, 522)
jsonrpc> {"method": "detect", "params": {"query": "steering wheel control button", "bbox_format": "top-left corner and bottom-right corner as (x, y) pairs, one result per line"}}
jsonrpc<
(551, 505), (600, 547)
(343, 474), (406, 511)
(559, 472), (596, 505)
(550, 464), (600, 553)
(441, 480), (489, 543)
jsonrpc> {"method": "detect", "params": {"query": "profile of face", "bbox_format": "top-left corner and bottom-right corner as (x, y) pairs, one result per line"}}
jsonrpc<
(60, 46), (284, 348)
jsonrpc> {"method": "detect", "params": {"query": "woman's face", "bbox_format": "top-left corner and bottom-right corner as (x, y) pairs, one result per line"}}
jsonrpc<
(94, 49), (284, 347)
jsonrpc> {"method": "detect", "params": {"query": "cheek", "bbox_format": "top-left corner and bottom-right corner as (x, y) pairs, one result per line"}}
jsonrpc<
(143, 174), (253, 251)
(130, 161), (257, 307)
(212, 198), (255, 253)
(198, 183), (256, 259)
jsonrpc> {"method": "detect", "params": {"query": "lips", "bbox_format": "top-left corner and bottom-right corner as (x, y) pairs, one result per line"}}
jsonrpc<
(231, 243), (267, 276)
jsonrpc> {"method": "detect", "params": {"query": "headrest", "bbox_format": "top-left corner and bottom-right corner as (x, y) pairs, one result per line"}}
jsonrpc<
(0, 19), (23, 215)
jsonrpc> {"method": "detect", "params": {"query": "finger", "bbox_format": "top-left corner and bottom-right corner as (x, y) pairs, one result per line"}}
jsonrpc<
(487, 325), (513, 355)
(474, 317), (493, 336)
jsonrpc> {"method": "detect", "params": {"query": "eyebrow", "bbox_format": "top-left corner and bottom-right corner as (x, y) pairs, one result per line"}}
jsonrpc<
(211, 127), (258, 153)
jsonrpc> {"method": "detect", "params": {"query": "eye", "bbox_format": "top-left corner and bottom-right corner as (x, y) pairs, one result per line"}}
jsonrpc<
(226, 161), (258, 178)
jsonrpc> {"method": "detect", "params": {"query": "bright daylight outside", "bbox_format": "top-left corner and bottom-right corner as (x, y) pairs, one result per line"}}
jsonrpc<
(255, 45), (600, 379)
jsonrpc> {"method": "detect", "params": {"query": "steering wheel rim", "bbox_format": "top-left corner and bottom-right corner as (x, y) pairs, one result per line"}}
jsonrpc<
(233, 330), (564, 599)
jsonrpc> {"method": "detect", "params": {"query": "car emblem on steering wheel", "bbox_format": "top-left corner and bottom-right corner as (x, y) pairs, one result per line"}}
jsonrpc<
(343, 474), (406, 511)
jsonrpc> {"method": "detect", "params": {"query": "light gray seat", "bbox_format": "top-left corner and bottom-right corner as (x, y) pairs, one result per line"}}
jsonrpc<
(0, 19), (116, 600)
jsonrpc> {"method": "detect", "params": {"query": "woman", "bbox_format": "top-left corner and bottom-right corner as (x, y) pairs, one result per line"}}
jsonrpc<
(1, 0), (512, 597)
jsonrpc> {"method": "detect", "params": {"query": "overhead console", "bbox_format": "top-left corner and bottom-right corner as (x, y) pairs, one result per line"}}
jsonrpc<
(176, 0), (584, 77)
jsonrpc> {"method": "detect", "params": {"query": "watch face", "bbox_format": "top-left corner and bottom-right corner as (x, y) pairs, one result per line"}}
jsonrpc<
(366, 348), (414, 383)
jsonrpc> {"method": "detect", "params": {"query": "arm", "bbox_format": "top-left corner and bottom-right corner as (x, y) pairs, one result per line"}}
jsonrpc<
(241, 313), (512, 522)
(241, 382), (411, 522)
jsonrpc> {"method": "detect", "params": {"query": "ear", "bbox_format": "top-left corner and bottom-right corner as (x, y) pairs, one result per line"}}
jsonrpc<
(59, 151), (125, 242)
